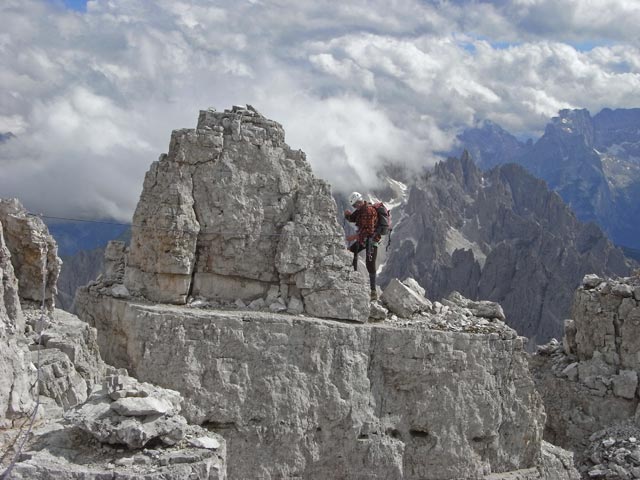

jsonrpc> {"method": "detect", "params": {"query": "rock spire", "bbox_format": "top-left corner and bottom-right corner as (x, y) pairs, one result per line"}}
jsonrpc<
(124, 105), (369, 321)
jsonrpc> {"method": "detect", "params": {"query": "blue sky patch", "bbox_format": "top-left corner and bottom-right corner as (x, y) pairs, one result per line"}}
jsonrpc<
(52, 0), (87, 12)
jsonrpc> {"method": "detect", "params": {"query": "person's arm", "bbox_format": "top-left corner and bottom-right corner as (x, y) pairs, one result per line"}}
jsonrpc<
(344, 209), (356, 222)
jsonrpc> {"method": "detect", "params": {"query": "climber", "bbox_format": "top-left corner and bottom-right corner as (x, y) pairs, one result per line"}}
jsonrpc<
(344, 191), (380, 301)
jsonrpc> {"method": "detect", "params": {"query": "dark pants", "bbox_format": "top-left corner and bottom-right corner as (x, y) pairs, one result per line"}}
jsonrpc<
(348, 241), (378, 291)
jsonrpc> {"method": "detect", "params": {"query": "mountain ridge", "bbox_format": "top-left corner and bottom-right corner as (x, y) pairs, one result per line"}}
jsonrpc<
(457, 107), (640, 251)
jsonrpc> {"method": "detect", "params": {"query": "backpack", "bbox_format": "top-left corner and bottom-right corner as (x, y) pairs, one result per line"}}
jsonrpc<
(373, 202), (392, 236)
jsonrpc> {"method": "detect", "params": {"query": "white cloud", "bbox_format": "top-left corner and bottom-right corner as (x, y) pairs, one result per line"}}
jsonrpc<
(1, 0), (640, 220)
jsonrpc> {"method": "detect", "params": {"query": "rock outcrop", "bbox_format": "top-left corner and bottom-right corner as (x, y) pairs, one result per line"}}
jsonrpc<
(0, 199), (227, 479)
(530, 273), (640, 477)
(380, 153), (633, 345)
(0, 218), (33, 427)
(0, 198), (65, 426)
(25, 307), (105, 409)
(124, 105), (368, 321)
(70, 106), (583, 479)
(9, 437), (226, 480)
(77, 273), (579, 479)
(0, 198), (61, 307)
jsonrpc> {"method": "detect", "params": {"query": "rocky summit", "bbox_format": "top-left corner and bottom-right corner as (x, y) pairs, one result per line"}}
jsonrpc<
(2, 107), (587, 480)
(66, 106), (581, 479)
(124, 105), (369, 321)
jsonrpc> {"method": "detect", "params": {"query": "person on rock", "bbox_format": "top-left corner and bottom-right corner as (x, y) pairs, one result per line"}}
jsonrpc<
(344, 191), (380, 301)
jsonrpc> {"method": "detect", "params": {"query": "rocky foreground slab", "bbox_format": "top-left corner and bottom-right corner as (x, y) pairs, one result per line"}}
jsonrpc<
(76, 275), (578, 479)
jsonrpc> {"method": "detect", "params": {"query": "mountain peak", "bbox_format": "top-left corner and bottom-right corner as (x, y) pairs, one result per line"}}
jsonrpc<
(548, 108), (595, 146)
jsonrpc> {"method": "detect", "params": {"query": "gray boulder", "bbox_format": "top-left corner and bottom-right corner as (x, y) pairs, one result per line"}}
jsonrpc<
(444, 291), (506, 321)
(381, 278), (432, 317)
(111, 397), (173, 416)
(66, 376), (188, 449)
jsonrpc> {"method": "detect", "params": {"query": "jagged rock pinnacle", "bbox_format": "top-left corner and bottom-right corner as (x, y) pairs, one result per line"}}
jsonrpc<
(124, 106), (369, 321)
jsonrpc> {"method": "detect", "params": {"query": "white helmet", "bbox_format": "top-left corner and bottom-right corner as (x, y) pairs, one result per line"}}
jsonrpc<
(348, 191), (363, 207)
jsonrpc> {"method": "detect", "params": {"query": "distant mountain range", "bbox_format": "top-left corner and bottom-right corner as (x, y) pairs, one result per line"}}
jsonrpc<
(45, 220), (130, 311)
(45, 219), (130, 257)
(380, 153), (633, 345)
(457, 108), (640, 253)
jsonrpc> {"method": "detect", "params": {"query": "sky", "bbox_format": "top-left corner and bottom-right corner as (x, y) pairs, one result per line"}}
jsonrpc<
(1, 0), (640, 221)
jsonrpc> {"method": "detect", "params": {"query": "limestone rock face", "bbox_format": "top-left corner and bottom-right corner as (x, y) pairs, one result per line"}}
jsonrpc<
(124, 106), (368, 321)
(2, 306), (227, 479)
(0, 198), (61, 306)
(104, 240), (126, 283)
(0, 200), (228, 480)
(74, 289), (562, 480)
(530, 274), (640, 470)
(0, 218), (34, 426)
(18, 307), (106, 412)
(0, 219), (22, 331)
(572, 275), (640, 369)
(33, 348), (89, 409)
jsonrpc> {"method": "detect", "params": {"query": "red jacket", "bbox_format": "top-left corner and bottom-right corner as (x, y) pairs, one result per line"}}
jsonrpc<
(346, 202), (378, 245)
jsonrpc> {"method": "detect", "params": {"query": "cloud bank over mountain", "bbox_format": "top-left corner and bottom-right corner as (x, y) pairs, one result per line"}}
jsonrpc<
(1, 0), (640, 220)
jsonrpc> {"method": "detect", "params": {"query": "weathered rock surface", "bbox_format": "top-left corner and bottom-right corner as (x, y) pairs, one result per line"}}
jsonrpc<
(0, 217), (33, 426)
(0, 198), (61, 306)
(123, 105), (369, 321)
(69, 106), (579, 478)
(530, 273), (640, 475)
(8, 421), (226, 480)
(381, 277), (432, 317)
(32, 347), (89, 409)
(381, 153), (633, 345)
(3, 315), (228, 479)
(575, 423), (640, 479)
(104, 240), (126, 283)
(0, 197), (229, 479)
(75, 283), (579, 479)
(66, 375), (188, 448)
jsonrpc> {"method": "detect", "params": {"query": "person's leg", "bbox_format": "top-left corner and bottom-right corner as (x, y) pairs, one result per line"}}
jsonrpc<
(349, 243), (364, 271)
(366, 246), (378, 299)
